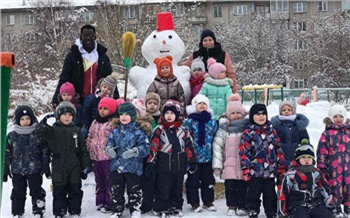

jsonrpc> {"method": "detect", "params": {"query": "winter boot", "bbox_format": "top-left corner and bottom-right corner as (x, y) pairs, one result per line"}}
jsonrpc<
(33, 214), (43, 218)
(333, 206), (344, 218)
(191, 203), (202, 213)
(12, 215), (23, 218)
(236, 207), (247, 216)
(345, 206), (350, 217)
(110, 212), (122, 218)
(130, 210), (141, 218)
(227, 206), (236, 216)
(249, 210), (259, 218)
(203, 202), (216, 211)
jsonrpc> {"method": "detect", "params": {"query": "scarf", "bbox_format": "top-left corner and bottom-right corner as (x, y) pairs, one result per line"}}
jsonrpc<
(278, 114), (297, 121)
(95, 113), (111, 123)
(14, 123), (37, 135)
(190, 75), (204, 87)
(188, 111), (212, 146)
(161, 121), (182, 129)
(295, 165), (315, 173)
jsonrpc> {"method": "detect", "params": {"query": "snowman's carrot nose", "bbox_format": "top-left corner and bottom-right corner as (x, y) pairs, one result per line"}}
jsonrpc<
(162, 40), (166, 45)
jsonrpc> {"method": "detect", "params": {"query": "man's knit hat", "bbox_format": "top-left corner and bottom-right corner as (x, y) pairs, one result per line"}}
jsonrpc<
(59, 82), (76, 98)
(191, 57), (205, 74)
(191, 94), (210, 110)
(200, 29), (216, 43)
(329, 104), (347, 121)
(100, 72), (119, 91)
(207, 58), (226, 79)
(249, 103), (267, 124)
(55, 101), (76, 120)
(154, 55), (173, 78)
(98, 97), (118, 115)
(226, 94), (245, 117)
(279, 100), (296, 115)
(162, 97), (181, 120)
(145, 92), (161, 110)
(131, 99), (146, 118)
(118, 102), (137, 122)
(15, 105), (37, 125)
(295, 139), (315, 161)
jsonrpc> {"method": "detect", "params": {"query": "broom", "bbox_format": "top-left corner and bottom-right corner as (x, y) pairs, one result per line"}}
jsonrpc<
(122, 32), (136, 100)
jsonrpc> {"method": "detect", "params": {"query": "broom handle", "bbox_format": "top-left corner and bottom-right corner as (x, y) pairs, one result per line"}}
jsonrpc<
(124, 68), (128, 100)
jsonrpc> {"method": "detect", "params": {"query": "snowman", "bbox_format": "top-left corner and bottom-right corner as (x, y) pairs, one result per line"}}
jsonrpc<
(129, 12), (191, 103)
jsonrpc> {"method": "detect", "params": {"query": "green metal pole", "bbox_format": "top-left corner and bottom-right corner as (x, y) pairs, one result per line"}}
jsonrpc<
(0, 52), (15, 210)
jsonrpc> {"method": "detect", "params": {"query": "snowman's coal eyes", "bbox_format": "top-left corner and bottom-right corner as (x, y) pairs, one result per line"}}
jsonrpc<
(168, 35), (172, 39)
(153, 35), (157, 38)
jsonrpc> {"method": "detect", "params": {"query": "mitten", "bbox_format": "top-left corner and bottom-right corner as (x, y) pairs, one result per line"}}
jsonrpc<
(188, 162), (198, 174)
(81, 126), (88, 139)
(145, 163), (156, 177)
(3, 165), (12, 182)
(42, 164), (51, 179)
(213, 168), (221, 177)
(105, 147), (117, 158)
(122, 147), (139, 159)
(41, 113), (55, 125)
(81, 166), (92, 180)
(242, 168), (251, 181)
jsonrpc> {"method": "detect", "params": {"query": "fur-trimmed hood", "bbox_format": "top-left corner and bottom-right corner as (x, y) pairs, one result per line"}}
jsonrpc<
(219, 118), (250, 134)
(271, 113), (309, 131)
(323, 117), (350, 130)
(110, 118), (152, 135)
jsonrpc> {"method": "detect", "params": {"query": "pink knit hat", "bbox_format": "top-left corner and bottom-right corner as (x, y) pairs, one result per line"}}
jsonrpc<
(98, 97), (118, 115)
(131, 98), (146, 118)
(60, 82), (75, 98)
(228, 93), (241, 102)
(207, 58), (226, 79)
(226, 94), (245, 117)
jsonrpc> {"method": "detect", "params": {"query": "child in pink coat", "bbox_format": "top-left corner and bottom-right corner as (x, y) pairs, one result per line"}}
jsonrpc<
(189, 57), (205, 103)
(86, 97), (123, 213)
(212, 94), (249, 216)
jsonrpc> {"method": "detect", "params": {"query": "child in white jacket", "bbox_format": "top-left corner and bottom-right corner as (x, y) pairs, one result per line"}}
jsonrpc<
(212, 94), (249, 216)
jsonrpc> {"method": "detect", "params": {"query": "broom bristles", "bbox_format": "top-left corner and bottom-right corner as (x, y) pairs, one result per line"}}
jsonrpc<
(122, 32), (136, 59)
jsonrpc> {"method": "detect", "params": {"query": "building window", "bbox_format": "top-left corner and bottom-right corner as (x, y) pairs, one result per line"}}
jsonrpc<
(214, 6), (222, 17)
(319, 1), (328, 11)
(295, 40), (307, 50)
(256, 5), (268, 15)
(24, 14), (35, 25)
(233, 5), (248, 15)
(173, 4), (184, 17)
(293, 21), (307, 31)
(123, 6), (139, 19)
(294, 78), (308, 88)
(191, 25), (202, 35)
(294, 62), (308, 70)
(271, 0), (289, 12)
(84, 11), (94, 22)
(6, 15), (15, 25)
(293, 2), (307, 13)
(26, 32), (36, 42)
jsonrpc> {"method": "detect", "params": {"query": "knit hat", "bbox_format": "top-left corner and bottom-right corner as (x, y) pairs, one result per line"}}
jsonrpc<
(191, 57), (205, 74)
(145, 92), (161, 110)
(118, 102), (137, 122)
(207, 58), (226, 79)
(131, 98), (146, 118)
(279, 100), (296, 115)
(228, 93), (241, 102)
(249, 103), (267, 124)
(192, 94), (210, 110)
(328, 104), (347, 121)
(226, 101), (245, 117)
(154, 55), (173, 78)
(15, 105), (37, 125)
(162, 97), (181, 120)
(55, 101), (76, 120)
(200, 29), (216, 43)
(100, 72), (119, 91)
(295, 139), (315, 161)
(59, 82), (76, 98)
(98, 97), (118, 115)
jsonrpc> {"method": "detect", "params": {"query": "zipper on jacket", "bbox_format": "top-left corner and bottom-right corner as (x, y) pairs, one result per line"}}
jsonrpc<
(90, 67), (93, 94)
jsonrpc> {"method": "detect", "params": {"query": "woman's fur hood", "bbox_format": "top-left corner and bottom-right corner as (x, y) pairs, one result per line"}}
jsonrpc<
(110, 117), (152, 136)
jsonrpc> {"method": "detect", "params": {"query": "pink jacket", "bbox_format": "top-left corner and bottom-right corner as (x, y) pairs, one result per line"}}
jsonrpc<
(86, 120), (114, 161)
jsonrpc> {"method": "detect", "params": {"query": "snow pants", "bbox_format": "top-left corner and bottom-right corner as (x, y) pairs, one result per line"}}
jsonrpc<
(11, 174), (46, 216)
(52, 182), (83, 216)
(140, 160), (156, 213)
(153, 172), (184, 212)
(224, 179), (247, 209)
(93, 160), (112, 209)
(111, 171), (142, 215)
(291, 204), (333, 218)
(245, 177), (277, 217)
(185, 162), (215, 205)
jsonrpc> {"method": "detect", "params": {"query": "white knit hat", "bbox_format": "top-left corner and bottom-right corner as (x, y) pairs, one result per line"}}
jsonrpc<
(192, 94), (210, 110)
(191, 57), (205, 74)
(329, 105), (347, 121)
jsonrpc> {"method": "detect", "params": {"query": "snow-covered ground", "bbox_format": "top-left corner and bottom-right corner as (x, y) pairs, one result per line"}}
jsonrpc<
(1, 101), (334, 218)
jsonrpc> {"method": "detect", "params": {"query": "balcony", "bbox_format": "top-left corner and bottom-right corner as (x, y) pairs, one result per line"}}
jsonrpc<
(189, 16), (207, 24)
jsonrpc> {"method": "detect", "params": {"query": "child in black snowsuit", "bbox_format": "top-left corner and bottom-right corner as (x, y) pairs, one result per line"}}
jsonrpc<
(37, 101), (91, 218)
(4, 105), (50, 218)
(146, 98), (197, 217)
(278, 139), (334, 218)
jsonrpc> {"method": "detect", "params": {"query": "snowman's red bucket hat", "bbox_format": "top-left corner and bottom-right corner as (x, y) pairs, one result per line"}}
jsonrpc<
(156, 12), (174, 31)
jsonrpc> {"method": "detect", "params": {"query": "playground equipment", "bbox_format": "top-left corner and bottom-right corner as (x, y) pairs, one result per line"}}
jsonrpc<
(241, 85), (283, 105)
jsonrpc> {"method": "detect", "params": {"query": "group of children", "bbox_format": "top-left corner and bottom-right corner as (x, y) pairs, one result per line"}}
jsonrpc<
(4, 53), (350, 218)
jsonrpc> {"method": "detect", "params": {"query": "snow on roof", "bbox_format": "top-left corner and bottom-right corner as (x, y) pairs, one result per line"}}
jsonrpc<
(0, 0), (206, 10)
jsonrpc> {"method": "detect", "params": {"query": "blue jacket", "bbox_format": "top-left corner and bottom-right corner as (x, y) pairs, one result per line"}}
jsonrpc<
(271, 114), (309, 168)
(5, 125), (49, 176)
(106, 121), (150, 176)
(184, 112), (218, 163)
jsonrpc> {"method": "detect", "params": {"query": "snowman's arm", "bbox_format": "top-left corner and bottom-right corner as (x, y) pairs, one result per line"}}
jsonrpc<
(182, 53), (193, 67)
(129, 66), (146, 87)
